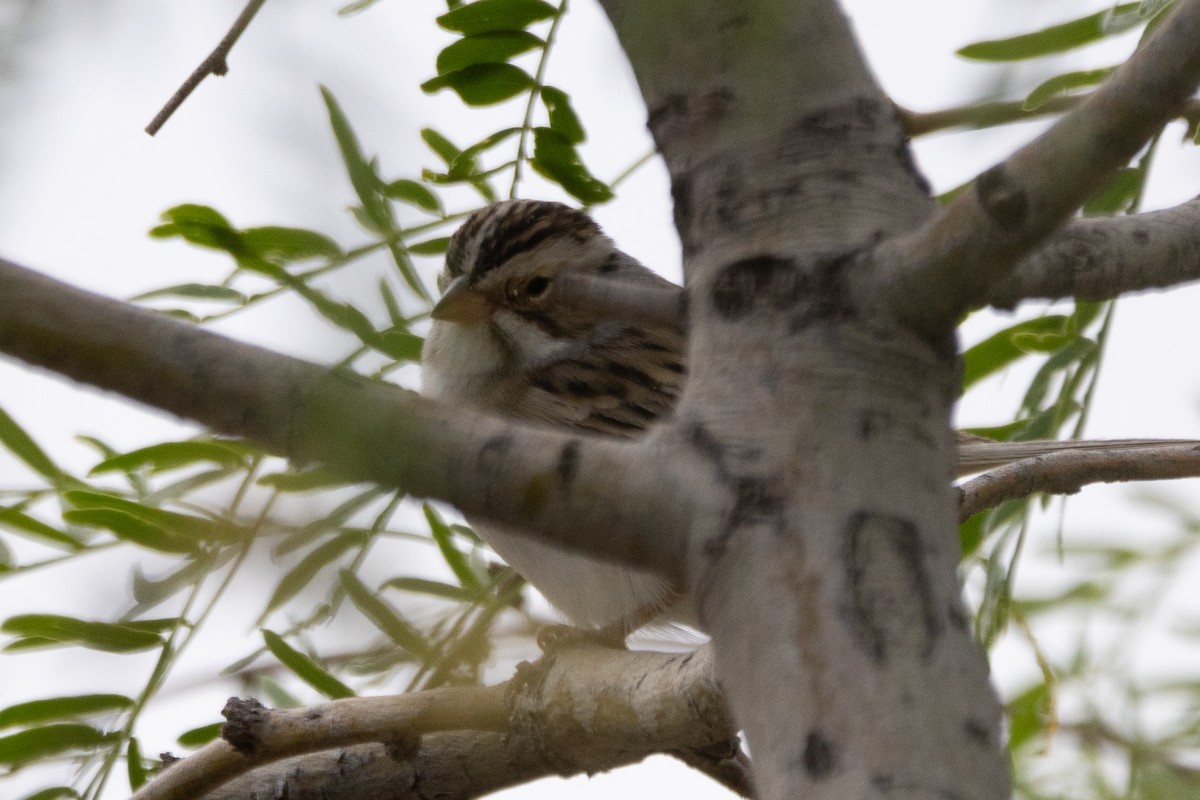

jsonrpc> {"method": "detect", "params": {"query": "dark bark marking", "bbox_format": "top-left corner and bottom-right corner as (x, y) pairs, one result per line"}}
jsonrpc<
(843, 511), (941, 662)
(556, 439), (580, 488)
(730, 477), (783, 528)
(671, 175), (697, 256)
(647, 93), (689, 136)
(1131, 225), (1150, 245)
(715, 164), (744, 231)
(963, 717), (994, 747)
(221, 696), (267, 754)
(947, 602), (969, 632)
(710, 255), (801, 320)
(384, 736), (421, 761)
(479, 433), (514, 461)
(688, 422), (732, 482)
(975, 164), (1028, 229)
(802, 730), (838, 779)
(858, 409), (886, 439)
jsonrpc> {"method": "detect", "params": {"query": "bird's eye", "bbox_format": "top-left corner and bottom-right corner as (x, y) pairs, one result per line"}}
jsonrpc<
(508, 275), (552, 305)
(525, 276), (551, 299)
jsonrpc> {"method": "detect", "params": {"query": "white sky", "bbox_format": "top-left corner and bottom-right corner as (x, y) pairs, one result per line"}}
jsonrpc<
(2, 1), (1200, 797)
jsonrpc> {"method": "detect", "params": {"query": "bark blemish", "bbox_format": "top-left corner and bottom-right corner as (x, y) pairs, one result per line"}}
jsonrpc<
(963, 717), (994, 747)
(802, 730), (838, 779)
(556, 439), (580, 488)
(843, 511), (941, 662)
(221, 697), (267, 754)
(975, 164), (1028, 229)
(688, 421), (731, 481)
(710, 255), (800, 320)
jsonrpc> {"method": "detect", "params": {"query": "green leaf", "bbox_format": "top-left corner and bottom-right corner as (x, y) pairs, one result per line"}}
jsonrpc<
(377, 329), (425, 362)
(382, 179), (443, 213)
(384, 576), (475, 603)
(338, 0), (385, 14)
(251, 675), (302, 709)
(407, 237), (450, 256)
(541, 85), (585, 144)
(240, 226), (343, 262)
(0, 507), (82, 551)
(436, 0), (556, 35)
(450, 128), (522, 176)
(531, 127), (613, 204)
(262, 630), (356, 699)
(177, 722), (224, 748)
(274, 488), (384, 556)
(1083, 166), (1144, 215)
(90, 440), (248, 476)
(257, 466), (348, 492)
(2, 615), (164, 653)
(957, 3), (1143, 61)
(0, 724), (113, 766)
(149, 204), (243, 252)
(423, 504), (485, 595)
(0, 405), (66, 483)
(421, 128), (463, 167)
(132, 557), (218, 608)
(1006, 682), (1050, 750)
(961, 315), (1072, 390)
(261, 531), (369, 619)
(0, 694), (133, 729)
(421, 63), (535, 106)
(320, 86), (393, 234)
(958, 512), (986, 558)
(131, 283), (247, 303)
(64, 491), (228, 543)
(20, 788), (81, 800)
(62, 508), (196, 554)
(436, 30), (543, 74)
(127, 737), (147, 791)
(1024, 67), (1115, 110)
(340, 571), (433, 658)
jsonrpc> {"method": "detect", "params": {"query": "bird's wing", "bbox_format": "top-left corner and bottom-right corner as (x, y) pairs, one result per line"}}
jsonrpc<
(501, 323), (686, 438)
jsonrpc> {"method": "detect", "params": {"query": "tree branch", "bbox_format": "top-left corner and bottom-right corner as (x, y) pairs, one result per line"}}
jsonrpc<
(958, 443), (1200, 521)
(983, 197), (1200, 309)
(879, 0), (1200, 334)
(134, 686), (508, 800)
(139, 643), (744, 800)
(899, 96), (1200, 139)
(0, 258), (688, 579)
(145, 0), (269, 136)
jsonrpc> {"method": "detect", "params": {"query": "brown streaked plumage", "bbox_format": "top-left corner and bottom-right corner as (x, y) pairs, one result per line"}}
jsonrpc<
(422, 200), (687, 630)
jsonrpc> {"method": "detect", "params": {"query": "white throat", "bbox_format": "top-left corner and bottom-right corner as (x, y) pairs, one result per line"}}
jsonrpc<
(421, 318), (509, 405)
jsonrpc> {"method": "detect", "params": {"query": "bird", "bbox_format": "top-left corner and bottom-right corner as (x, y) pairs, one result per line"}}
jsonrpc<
(421, 199), (1197, 634)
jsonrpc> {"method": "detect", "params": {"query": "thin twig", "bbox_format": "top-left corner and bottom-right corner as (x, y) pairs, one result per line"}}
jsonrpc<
(958, 444), (1200, 521)
(145, 0), (270, 136)
(900, 96), (1200, 139)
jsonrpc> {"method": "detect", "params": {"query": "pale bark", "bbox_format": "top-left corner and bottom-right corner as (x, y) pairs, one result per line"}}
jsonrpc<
(601, 2), (1003, 800)
(879, 0), (1200, 333)
(0, 257), (685, 579)
(986, 197), (1200, 308)
(136, 644), (741, 800)
(958, 444), (1200, 521)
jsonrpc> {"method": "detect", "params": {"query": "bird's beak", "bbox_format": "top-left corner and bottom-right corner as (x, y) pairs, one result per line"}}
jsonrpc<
(431, 276), (492, 323)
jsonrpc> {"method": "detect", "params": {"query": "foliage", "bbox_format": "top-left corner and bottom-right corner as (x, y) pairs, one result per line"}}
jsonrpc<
(0, 1), (1197, 799)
